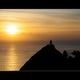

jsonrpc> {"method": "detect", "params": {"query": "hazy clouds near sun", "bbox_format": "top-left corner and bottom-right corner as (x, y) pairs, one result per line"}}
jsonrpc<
(0, 9), (80, 41)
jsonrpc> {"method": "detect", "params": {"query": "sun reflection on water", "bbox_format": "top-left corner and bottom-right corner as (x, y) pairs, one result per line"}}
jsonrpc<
(6, 44), (18, 71)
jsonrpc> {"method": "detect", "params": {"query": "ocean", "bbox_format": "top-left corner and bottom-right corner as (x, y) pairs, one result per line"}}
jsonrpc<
(0, 41), (80, 71)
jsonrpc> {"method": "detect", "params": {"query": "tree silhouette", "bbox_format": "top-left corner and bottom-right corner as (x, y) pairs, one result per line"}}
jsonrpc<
(63, 50), (68, 59)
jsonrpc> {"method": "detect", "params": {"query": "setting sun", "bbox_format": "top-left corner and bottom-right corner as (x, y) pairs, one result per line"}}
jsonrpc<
(6, 24), (19, 35)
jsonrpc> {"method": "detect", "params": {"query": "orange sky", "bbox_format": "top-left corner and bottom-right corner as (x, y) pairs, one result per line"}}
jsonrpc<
(0, 9), (80, 41)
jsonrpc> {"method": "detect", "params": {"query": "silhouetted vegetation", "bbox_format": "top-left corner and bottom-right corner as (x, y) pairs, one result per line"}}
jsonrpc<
(20, 40), (80, 70)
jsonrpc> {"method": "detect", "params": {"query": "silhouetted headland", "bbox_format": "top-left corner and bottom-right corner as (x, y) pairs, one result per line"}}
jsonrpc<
(20, 40), (80, 70)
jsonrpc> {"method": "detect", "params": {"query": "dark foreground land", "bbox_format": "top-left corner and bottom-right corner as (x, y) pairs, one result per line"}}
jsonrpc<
(20, 40), (80, 70)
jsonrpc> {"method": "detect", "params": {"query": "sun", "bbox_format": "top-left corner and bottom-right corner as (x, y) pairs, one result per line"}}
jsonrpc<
(6, 24), (19, 35)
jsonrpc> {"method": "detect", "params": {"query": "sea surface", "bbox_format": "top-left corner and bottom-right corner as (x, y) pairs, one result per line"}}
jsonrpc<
(0, 41), (80, 71)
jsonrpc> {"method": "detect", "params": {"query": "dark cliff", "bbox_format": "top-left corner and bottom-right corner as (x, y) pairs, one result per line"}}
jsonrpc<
(20, 40), (80, 70)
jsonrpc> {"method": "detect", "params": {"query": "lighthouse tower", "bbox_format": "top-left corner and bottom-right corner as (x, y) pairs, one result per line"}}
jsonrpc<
(50, 40), (52, 45)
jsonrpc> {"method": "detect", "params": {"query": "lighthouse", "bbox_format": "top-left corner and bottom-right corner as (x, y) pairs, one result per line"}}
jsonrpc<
(50, 40), (52, 45)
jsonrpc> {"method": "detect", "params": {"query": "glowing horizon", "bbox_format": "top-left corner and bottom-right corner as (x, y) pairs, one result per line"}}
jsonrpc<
(0, 9), (80, 42)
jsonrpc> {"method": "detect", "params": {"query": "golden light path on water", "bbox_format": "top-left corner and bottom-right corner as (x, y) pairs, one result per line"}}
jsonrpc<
(6, 44), (18, 71)
(3, 43), (33, 71)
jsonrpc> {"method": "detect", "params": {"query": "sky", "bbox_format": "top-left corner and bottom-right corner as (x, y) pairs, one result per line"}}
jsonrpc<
(0, 9), (80, 43)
